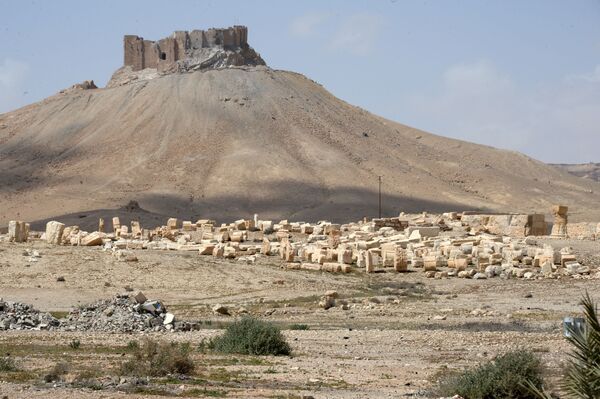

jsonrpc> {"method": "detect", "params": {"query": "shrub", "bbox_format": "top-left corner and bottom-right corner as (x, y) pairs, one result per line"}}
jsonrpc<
(69, 339), (81, 349)
(289, 323), (309, 330)
(436, 350), (544, 399)
(210, 317), (291, 356)
(120, 339), (195, 377)
(0, 356), (19, 372)
(126, 340), (140, 351)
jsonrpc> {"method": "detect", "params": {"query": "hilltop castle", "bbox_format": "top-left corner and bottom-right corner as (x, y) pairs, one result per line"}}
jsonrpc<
(123, 26), (264, 73)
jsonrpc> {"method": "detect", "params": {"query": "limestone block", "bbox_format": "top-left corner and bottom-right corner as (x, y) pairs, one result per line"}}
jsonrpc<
(8, 221), (29, 243)
(365, 250), (374, 273)
(322, 263), (342, 272)
(284, 245), (295, 262)
(260, 220), (273, 233)
(357, 250), (366, 268)
(541, 260), (553, 276)
(301, 224), (314, 234)
(212, 245), (224, 258)
(261, 239), (271, 255)
(223, 246), (236, 259)
(112, 217), (121, 234)
(560, 253), (577, 267)
(394, 250), (408, 272)
(98, 218), (105, 233)
(423, 255), (441, 271)
(120, 225), (129, 237)
(454, 257), (468, 271)
(230, 231), (245, 242)
(81, 231), (104, 246)
(300, 263), (321, 271)
(338, 248), (353, 264)
(167, 218), (179, 230)
(131, 221), (142, 236)
(550, 205), (568, 237)
(214, 232), (230, 242)
(45, 221), (65, 245)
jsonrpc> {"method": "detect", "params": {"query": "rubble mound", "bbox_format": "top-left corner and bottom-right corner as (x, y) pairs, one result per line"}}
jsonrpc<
(0, 293), (196, 333)
(0, 299), (59, 330)
(63, 293), (177, 332)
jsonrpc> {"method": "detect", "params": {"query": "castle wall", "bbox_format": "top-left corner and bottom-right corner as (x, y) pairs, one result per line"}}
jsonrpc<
(143, 40), (158, 69)
(189, 30), (204, 49)
(124, 35), (144, 71)
(123, 26), (250, 72)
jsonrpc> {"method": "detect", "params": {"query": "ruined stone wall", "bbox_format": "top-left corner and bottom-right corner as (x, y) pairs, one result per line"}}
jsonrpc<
(123, 26), (249, 72)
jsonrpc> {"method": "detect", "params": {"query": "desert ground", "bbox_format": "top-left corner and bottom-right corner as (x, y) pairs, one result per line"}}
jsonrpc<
(1, 237), (598, 399)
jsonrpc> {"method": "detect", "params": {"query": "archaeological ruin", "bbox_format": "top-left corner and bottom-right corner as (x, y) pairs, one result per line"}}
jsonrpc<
(122, 26), (265, 74)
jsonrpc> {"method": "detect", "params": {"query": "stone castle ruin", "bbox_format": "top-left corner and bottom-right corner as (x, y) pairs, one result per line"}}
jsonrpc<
(122, 26), (264, 74)
(107, 26), (265, 87)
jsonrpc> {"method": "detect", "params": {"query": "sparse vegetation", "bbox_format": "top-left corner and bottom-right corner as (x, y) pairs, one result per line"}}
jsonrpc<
(288, 323), (309, 330)
(126, 340), (140, 351)
(210, 317), (291, 356)
(0, 356), (19, 372)
(120, 339), (195, 377)
(436, 350), (544, 399)
(69, 339), (81, 349)
(44, 362), (70, 382)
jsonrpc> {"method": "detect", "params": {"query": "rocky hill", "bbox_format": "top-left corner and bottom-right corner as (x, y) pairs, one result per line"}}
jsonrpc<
(1, 28), (600, 228)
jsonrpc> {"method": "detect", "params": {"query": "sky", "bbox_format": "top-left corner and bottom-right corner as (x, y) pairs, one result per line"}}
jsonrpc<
(1, 0), (599, 163)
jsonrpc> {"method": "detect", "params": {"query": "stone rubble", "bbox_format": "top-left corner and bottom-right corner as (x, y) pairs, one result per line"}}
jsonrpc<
(0, 293), (195, 332)
(2, 204), (599, 282)
(0, 298), (59, 331)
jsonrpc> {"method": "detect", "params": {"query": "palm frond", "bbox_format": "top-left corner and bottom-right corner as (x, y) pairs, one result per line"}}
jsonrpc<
(562, 291), (600, 399)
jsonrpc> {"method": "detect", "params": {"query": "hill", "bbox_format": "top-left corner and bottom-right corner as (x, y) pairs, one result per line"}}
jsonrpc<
(551, 163), (600, 182)
(2, 65), (600, 229)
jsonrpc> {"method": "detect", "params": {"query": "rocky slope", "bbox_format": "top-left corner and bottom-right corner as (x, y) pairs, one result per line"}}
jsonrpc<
(1, 66), (600, 228)
(552, 163), (600, 182)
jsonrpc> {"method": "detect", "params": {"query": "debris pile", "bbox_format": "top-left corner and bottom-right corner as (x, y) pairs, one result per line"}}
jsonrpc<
(0, 299), (59, 331)
(0, 293), (194, 332)
(63, 292), (179, 332)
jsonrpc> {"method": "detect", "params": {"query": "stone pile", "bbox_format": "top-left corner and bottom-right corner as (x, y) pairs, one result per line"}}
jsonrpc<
(0, 293), (194, 332)
(0, 298), (59, 330)
(63, 292), (182, 332)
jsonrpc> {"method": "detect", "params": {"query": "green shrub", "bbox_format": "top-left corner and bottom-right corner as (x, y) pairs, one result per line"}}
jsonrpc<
(559, 292), (600, 399)
(120, 339), (195, 377)
(126, 340), (139, 351)
(210, 317), (291, 356)
(436, 350), (544, 399)
(0, 356), (19, 372)
(289, 323), (309, 330)
(69, 339), (81, 349)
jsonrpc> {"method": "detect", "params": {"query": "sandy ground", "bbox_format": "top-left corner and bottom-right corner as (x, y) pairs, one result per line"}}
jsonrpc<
(1, 238), (599, 398)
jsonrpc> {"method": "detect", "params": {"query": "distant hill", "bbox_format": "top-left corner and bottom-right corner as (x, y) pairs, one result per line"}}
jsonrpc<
(551, 163), (600, 183)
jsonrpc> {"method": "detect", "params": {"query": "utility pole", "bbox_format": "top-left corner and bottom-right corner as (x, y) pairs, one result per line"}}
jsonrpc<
(378, 175), (382, 219)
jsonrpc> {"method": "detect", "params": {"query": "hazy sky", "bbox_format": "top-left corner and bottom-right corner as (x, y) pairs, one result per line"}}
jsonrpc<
(1, 0), (599, 163)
